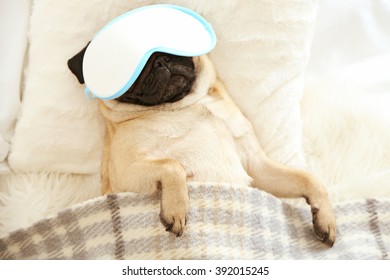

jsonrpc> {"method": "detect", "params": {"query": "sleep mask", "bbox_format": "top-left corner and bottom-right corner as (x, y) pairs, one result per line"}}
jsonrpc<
(82, 4), (217, 100)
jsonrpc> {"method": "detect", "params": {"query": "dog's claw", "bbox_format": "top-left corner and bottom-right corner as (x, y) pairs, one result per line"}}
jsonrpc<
(165, 223), (173, 232)
(160, 209), (187, 237)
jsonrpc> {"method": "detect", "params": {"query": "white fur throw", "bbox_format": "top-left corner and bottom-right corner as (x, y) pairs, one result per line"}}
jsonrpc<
(9, 0), (319, 173)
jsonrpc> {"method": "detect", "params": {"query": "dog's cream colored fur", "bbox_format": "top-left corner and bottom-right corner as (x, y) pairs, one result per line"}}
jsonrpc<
(100, 56), (336, 245)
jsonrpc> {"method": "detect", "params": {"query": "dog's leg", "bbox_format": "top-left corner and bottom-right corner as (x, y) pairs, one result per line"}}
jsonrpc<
(235, 125), (336, 246)
(204, 81), (336, 246)
(247, 151), (336, 246)
(106, 158), (189, 237)
(235, 129), (336, 246)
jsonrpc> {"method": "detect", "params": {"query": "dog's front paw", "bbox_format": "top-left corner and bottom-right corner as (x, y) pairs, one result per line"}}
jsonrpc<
(160, 190), (189, 237)
(311, 202), (336, 247)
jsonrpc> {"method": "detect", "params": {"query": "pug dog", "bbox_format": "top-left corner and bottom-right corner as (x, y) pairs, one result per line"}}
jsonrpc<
(68, 45), (336, 246)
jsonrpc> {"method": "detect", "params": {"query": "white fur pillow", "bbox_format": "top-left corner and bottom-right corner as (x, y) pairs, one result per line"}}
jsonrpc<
(9, 0), (318, 173)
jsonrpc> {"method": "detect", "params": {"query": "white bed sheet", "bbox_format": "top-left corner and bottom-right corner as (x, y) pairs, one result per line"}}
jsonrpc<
(307, 0), (390, 101)
(0, 0), (31, 173)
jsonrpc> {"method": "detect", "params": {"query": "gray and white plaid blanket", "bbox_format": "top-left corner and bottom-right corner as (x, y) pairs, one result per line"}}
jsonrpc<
(0, 183), (389, 259)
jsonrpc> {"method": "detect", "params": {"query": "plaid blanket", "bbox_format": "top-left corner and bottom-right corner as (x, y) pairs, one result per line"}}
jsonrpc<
(0, 183), (389, 259)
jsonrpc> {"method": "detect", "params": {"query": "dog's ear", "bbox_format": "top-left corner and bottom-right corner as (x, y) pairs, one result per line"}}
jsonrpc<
(67, 42), (90, 84)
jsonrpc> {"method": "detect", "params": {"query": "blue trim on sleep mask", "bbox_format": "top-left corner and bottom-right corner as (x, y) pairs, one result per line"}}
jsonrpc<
(84, 4), (217, 100)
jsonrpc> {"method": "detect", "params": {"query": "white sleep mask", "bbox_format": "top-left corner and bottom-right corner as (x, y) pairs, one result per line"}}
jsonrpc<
(83, 4), (217, 100)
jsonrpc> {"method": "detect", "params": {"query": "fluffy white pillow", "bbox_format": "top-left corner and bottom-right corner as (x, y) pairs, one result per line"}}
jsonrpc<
(9, 0), (318, 173)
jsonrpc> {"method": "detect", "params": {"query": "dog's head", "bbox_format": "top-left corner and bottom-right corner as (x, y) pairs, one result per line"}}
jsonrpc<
(68, 43), (196, 106)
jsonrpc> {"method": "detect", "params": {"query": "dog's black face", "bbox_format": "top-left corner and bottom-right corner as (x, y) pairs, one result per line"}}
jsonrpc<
(117, 52), (195, 106)
(67, 43), (196, 106)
